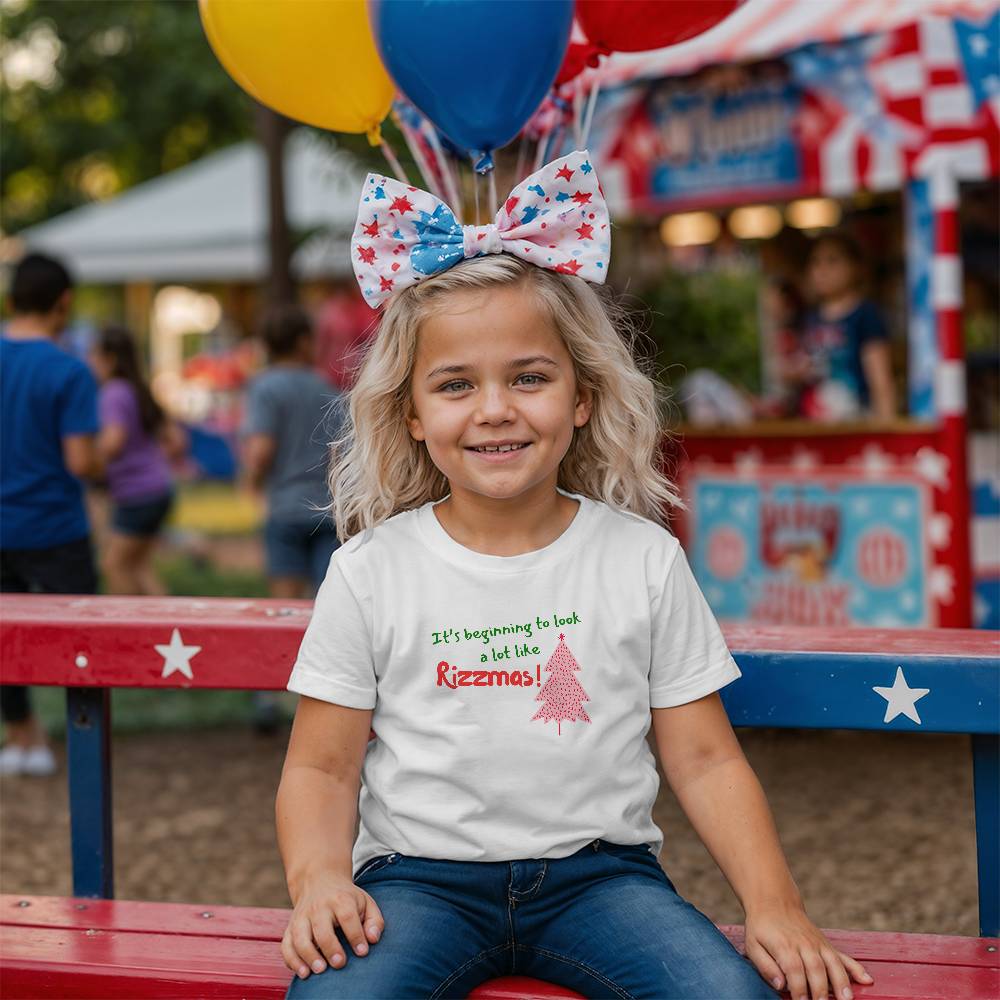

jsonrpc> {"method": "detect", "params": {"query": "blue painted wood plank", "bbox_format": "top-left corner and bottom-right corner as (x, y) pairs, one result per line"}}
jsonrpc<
(66, 688), (114, 899)
(725, 651), (999, 734)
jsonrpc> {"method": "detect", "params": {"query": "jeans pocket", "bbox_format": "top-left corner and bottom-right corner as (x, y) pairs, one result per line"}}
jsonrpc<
(354, 853), (395, 881)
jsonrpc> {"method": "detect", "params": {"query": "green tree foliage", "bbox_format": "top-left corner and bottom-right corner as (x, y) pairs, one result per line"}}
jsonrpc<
(1, 0), (254, 232)
(638, 267), (762, 394)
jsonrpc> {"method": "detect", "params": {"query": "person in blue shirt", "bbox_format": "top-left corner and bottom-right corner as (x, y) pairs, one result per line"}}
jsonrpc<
(796, 232), (896, 422)
(1, 253), (102, 776)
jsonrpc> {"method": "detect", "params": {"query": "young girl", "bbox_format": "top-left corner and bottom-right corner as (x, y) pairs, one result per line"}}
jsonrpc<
(796, 233), (895, 423)
(277, 153), (874, 1000)
(90, 324), (185, 594)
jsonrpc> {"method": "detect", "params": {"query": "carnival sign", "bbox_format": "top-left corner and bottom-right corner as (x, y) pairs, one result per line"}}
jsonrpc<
(689, 469), (933, 627)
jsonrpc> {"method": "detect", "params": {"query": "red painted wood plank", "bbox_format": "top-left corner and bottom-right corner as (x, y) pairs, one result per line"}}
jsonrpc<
(2, 595), (997, 689)
(3, 924), (998, 1000)
(1, 895), (286, 941)
(4, 897), (996, 969)
(3, 898), (998, 1000)
(468, 976), (582, 999)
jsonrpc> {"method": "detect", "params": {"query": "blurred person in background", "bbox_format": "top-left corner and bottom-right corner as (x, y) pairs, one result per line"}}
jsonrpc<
(90, 324), (187, 595)
(314, 282), (376, 391)
(241, 303), (345, 732)
(795, 232), (896, 422)
(0, 253), (101, 776)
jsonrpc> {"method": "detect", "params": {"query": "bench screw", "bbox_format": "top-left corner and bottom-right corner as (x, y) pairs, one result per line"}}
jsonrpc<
(74, 904), (88, 911)
(75, 654), (88, 669)
(200, 911), (214, 919)
(17, 901), (30, 907)
(988, 946), (997, 953)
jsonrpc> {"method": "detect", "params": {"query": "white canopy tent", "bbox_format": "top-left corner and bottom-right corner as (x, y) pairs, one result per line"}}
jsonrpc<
(15, 129), (362, 285)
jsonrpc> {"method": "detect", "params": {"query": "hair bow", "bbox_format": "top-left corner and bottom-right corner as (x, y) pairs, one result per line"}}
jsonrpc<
(351, 149), (609, 309)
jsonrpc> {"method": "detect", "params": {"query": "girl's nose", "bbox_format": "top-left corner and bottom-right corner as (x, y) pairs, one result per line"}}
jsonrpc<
(475, 386), (517, 420)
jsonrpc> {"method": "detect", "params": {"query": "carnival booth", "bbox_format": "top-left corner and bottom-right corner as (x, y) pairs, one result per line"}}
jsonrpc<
(196, 0), (997, 631)
(574, 0), (1000, 630)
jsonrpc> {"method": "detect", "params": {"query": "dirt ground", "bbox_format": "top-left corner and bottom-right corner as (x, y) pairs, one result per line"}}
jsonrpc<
(0, 726), (980, 936)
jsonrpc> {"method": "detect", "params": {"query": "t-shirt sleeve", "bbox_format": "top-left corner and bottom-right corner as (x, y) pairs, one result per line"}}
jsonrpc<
(648, 543), (741, 709)
(58, 362), (99, 437)
(287, 557), (377, 709)
(856, 301), (889, 346)
(242, 379), (278, 438)
(98, 381), (133, 429)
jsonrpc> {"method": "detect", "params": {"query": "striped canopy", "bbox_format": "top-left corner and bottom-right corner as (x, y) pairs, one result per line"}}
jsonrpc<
(597, 0), (1000, 85)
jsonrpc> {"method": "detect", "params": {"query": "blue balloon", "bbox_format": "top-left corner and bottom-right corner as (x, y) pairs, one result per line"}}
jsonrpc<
(368, 0), (573, 166)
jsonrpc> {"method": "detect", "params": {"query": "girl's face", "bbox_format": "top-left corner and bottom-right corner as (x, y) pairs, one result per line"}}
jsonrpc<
(406, 283), (592, 505)
(807, 242), (857, 300)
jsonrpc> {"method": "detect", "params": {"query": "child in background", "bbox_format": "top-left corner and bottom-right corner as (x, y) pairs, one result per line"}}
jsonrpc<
(91, 325), (185, 595)
(797, 232), (895, 422)
(276, 153), (874, 1000)
(242, 305), (344, 732)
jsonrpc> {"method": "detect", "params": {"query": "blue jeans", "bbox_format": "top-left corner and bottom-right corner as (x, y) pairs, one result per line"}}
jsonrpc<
(285, 839), (779, 999)
(264, 517), (340, 590)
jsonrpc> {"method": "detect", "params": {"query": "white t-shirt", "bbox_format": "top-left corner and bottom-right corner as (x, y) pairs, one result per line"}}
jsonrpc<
(287, 487), (741, 875)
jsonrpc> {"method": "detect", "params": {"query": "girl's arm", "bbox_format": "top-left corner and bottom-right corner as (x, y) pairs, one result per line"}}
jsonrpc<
(860, 340), (896, 422)
(97, 422), (127, 462)
(276, 695), (385, 979)
(652, 693), (873, 1000)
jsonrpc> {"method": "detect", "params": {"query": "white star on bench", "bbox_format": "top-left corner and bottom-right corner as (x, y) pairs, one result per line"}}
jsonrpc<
(873, 666), (930, 725)
(155, 628), (201, 681)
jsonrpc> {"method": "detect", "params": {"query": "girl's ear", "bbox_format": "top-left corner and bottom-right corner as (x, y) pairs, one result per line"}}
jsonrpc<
(405, 399), (425, 441)
(574, 385), (593, 429)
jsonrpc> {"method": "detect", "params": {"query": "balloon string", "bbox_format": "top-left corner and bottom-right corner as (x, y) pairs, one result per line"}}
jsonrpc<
(581, 79), (602, 149)
(572, 85), (584, 148)
(488, 168), (497, 220)
(473, 165), (481, 225)
(533, 130), (551, 173)
(392, 110), (444, 203)
(514, 135), (529, 188)
(379, 136), (410, 185)
(427, 128), (463, 221)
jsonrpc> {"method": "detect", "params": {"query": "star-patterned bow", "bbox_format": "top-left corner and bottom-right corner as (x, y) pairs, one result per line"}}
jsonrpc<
(351, 149), (610, 309)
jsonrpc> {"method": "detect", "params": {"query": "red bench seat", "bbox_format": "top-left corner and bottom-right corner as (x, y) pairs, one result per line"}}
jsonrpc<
(2, 894), (997, 1000)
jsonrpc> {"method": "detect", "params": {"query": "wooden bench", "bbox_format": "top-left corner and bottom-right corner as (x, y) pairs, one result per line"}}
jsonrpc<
(1, 595), (998, 999)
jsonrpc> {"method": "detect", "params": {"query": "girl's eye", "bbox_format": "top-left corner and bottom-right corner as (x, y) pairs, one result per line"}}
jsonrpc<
(439, 374), (548, 393)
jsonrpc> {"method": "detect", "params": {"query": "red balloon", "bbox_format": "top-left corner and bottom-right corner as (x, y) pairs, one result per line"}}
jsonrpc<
(576, 0), (739, 55)
(555, 40), (598, 86)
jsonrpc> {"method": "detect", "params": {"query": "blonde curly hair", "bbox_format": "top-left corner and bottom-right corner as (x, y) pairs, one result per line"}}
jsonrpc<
(326, 254), (679, 542)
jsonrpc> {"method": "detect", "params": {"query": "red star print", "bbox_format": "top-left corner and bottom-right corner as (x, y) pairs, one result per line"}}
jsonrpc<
(505, 195), (519, 216)
(555, 164), (574, 182)
(362, 219), (379, 237)
(555, 260), (583, 275)
(576, 222), (593, 240)
(357, 246), (376, 265)
(390, 195), (413, 213)
(379, 276), (394, 292)
(571, 190), (592, 206)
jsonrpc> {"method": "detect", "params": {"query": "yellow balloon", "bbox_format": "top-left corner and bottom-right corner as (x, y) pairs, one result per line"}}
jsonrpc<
(199, 0), (395, 142)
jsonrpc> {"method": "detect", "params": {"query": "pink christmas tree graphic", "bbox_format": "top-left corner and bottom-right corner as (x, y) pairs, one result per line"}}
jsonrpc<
(531, 633), (591, 735)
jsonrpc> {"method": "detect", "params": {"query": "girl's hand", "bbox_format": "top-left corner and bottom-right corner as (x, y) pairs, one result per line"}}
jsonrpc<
(281, 870), (385, 980)
(744, 900), (874, 1000)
